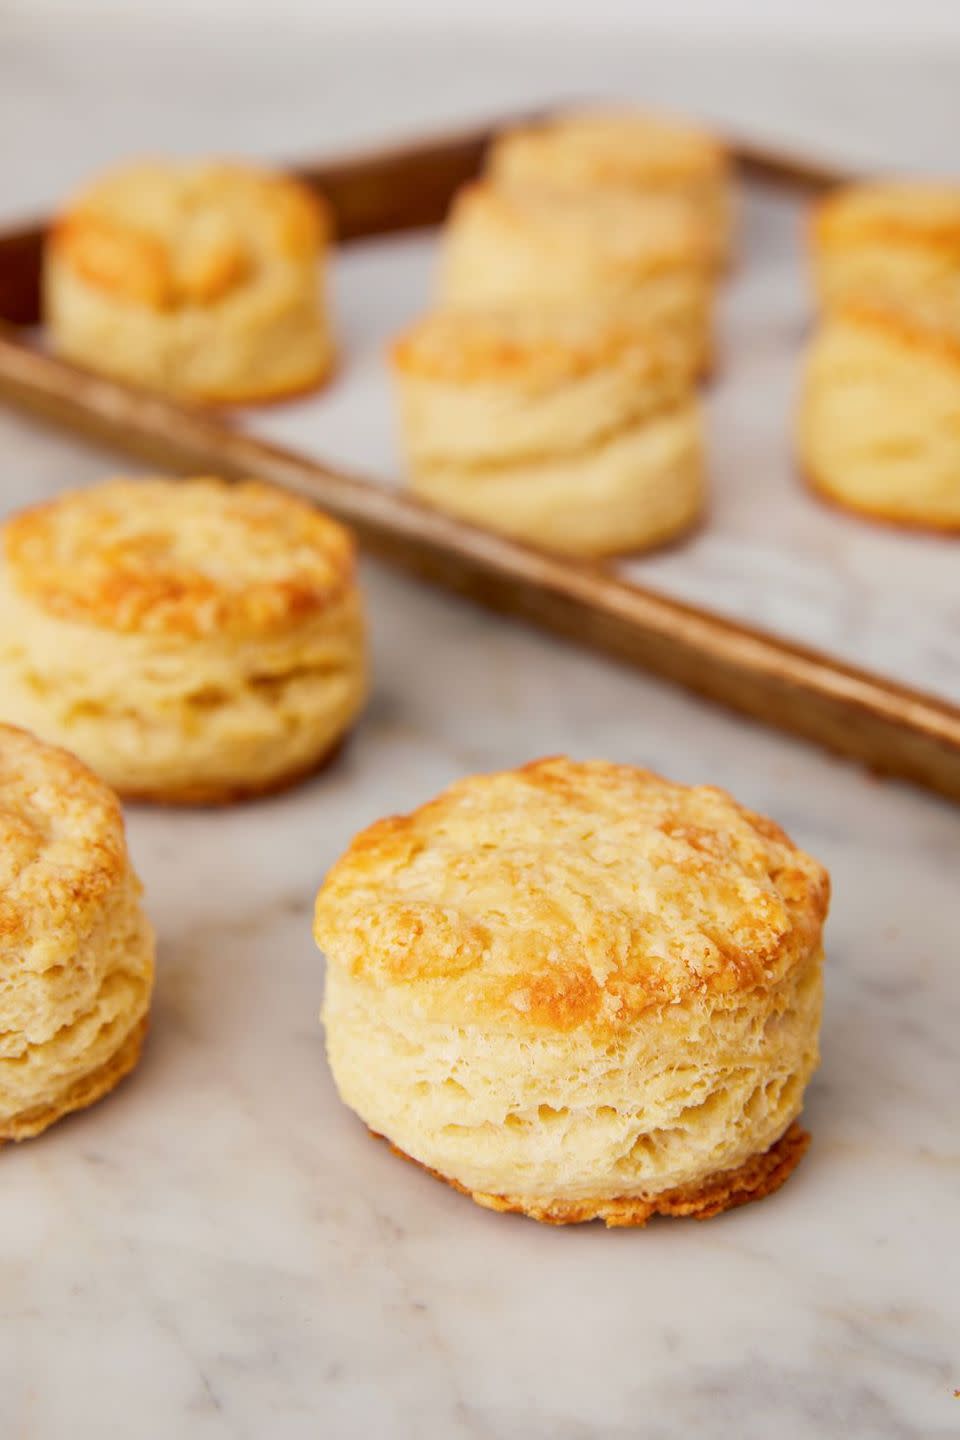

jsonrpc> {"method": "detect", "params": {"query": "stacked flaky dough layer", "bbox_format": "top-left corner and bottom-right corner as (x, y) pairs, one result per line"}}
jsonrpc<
(812, 180), (960, 335)
(798, 305), (960, 529)
(388, 107), (736, 549)
(316, 757), (829, 1226)
(391, 308), (704, 555)
(439, 183), (714, 379)
(802, 180), (960, 527)
(487, 108), (735, 269)
(0, 477), (367, 801)
(0, 724), (154, 1142)
(45, 161), (334, 402)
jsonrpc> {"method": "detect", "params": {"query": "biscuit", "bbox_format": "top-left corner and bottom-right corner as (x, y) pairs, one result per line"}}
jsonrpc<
(45, 160), (334, 402)
(488, 108), (735, 267)
(438, 183), (714, 378)
(0, 724), (154, 1143)
(390, 308), (704, 555)
(0, 477), (368, 802)
(316, 757), (829, 1226)
(798, 305), (960, 529)
(812, 181), (960, 336)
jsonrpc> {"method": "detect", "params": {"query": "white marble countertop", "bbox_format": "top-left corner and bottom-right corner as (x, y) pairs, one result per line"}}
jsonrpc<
(1, 16), (959, 1439)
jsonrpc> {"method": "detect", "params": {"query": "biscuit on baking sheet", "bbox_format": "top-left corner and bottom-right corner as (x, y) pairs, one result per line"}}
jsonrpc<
(316, 757), (829, 1226)
(438, 182), (714, 379)
(0, 724), (154, 1143)
(798, 305), (960, 530)
(488, 108), (735, 268)
(45, 161), (334, 402)
(390, 308), (704, 556)
(812, 181), (960, 336)
(0, 477), (367, 803)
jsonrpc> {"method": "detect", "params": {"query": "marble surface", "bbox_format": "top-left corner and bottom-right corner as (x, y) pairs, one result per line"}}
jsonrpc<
(2, 16), (960, 1440)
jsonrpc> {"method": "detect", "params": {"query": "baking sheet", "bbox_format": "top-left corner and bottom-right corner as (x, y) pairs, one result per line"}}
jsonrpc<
(242, 182), (953, 705)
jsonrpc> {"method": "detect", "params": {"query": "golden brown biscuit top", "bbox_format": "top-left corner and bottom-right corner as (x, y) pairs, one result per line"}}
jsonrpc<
(0, 724), (128, 963)
(314, 758), (830, 1034)
(489, 110), (728, 190)
(50, 161), (329, 310)
(828, 301), (960, 369)
(390, 307), (687, 388)
(449, 182), (710, 274)
(3, 477), (357, 638)
(814, 181), (960, 252)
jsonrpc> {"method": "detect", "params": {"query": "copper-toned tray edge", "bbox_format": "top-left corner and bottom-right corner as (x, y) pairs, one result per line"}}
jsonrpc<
(0, 118), (848, 325)
(2, 117), (958, 804)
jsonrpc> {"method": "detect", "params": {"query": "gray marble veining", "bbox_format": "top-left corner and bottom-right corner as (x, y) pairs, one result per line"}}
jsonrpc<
(0, 17), (958, 1439)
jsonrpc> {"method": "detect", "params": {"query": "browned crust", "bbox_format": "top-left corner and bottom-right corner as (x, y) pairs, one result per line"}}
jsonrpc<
(390, 311), (684, 385)
(488, 112), (730, 189)
(382, 1120), (810, 1227)
(117, 732), (349, 807)
(0, 1015), (148, 1144)
(448, 182), (710, 276)
(315, 757), (829, 1031)
(813, 186), (960, 254)
(804, 467), (960, 536)
(4, 476), (357, 637)
(833, 301), (960, 372)
(0, 723), (129, 948)
(50, 164), (329, 310)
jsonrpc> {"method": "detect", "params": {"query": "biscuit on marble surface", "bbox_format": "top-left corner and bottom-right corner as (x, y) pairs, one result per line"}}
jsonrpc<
(798, 305), (960, 529)
(45, 160), (334, 402)
(0, 723), (154, 1143)
(0, 477), (367, 802)
(811, 180), (960, 336)
(488, 108), (735, 267)
(390, 307), (704, 556)
(438, 182), (714, 378)
(316, 757), (829, 1226)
